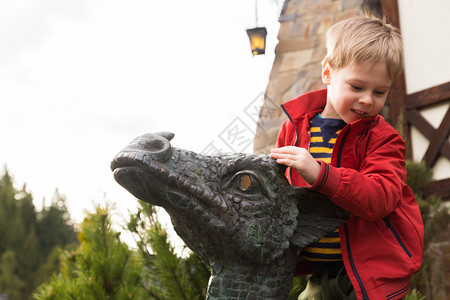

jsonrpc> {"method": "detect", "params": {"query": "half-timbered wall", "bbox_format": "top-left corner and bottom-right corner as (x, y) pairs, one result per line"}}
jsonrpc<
(382, 0), (450, 198)
(399, 0), (450, 183)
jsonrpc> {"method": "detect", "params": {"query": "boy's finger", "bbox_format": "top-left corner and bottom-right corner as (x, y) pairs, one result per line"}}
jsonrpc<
(270, 152), (282, 158)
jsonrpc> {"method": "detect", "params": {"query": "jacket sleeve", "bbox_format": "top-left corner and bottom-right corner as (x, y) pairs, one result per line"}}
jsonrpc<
(310, 130), (408, 222)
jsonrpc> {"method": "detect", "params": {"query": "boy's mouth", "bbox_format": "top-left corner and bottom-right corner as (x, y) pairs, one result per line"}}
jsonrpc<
(351, 108), (368, 117)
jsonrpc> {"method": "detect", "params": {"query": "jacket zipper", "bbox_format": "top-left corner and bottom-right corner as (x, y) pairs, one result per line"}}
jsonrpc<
(336, 128), (350, 168)
(338, 128), (369, 300)
(383, 217), (412, 257)
(345, 224), (369, 300)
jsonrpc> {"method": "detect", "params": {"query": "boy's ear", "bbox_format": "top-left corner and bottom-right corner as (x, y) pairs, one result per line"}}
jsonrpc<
(322, 59), (331, 85)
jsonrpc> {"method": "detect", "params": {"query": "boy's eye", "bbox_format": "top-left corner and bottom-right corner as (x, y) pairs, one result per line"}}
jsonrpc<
(351, 85), (362, 91)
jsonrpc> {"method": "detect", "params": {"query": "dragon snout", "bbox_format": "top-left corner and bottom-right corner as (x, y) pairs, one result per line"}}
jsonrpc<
(127, 132), (174, 163)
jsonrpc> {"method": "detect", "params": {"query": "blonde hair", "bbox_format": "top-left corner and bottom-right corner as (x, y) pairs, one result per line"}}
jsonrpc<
(325, 15), (403, 80)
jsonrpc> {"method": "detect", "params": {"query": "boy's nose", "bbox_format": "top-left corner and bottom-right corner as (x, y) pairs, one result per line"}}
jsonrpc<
(358, 93), (373, 105)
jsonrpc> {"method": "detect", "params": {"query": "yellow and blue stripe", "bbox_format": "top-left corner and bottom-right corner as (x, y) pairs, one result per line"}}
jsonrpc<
(302, 114), (346, 268)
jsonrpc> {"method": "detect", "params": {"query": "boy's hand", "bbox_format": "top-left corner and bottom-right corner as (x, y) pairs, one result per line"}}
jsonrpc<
(270, 146), (320, 185)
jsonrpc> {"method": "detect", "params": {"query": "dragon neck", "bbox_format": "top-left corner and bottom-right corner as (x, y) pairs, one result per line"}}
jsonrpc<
(206, 255), (296, 300)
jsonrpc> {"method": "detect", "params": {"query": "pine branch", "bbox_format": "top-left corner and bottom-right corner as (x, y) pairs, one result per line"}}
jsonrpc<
(169, 260), (189, 300)
(116, 251), (130, 289)
(141, 283), (164, 300)
(88, 277), (102, 300)
(100, 212), (110, 293)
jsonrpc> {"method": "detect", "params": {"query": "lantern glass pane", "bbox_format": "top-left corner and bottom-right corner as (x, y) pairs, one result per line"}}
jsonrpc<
(246, 27), (267, 55)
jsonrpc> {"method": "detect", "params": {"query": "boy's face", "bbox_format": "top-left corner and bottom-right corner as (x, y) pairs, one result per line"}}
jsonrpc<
(321, 60), (391, 124)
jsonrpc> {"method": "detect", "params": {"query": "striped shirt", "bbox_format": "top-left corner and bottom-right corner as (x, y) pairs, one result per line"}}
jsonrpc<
(301, 114), (346, 270)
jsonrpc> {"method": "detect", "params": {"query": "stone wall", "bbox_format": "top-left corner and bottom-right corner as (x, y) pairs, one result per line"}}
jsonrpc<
(253, 0), (377, 154)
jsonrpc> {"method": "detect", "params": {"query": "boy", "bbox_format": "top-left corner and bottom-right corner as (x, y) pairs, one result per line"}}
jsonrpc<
(270, 15), (424, 300)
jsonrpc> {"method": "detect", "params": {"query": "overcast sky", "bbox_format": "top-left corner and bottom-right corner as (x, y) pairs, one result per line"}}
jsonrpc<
(0, 0), (281, 233)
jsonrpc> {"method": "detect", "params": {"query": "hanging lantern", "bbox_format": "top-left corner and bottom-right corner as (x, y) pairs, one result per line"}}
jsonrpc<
(246, 27), (267, 56)
(246, 0), (267, 56)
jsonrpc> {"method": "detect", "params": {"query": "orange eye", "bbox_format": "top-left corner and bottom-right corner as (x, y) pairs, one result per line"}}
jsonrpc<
(240, 174), (252, 191)
(229, 171), (263, 195)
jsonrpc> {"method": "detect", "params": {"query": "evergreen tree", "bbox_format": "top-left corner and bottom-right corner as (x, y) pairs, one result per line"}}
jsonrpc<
(34, 246), (66, 288)
(405, 161), (449, 297)
(0, 168), (79, 299)
(0, 169), (34, 299)
(36, 200), (212, 299)
(0, 250), (26, 299)
(36, 189), (78, 262)
(34, 205), (144, 299)
(127, 201), (210, 300)
(0, 169), (24, 254)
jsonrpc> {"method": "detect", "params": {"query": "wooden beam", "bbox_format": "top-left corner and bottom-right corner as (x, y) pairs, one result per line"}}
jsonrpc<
(406, 81), (450, 109)
(380, 0), (412, 159)
(387, 78), (410, 155)
(406, 109), (450, 162)
(424, 178), (450, 200)
(422, 107), (450, 168)
(380, 0), (401, 27)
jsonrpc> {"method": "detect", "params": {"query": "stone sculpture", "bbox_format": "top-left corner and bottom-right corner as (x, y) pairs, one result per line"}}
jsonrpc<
(111, 132), (349, 300)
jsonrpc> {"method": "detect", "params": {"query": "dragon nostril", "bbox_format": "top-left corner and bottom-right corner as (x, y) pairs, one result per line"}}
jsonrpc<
(144, 139), (166, 152)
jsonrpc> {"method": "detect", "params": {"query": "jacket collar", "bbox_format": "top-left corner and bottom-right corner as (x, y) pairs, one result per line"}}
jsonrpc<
(281, 88), (379, 134)
(281, 89), (327, 122)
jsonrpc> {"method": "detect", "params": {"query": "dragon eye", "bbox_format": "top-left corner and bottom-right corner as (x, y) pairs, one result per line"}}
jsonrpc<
(223, 170), (270, 199)
(231, 171), (260, 194)
(240, 174), (252, 191)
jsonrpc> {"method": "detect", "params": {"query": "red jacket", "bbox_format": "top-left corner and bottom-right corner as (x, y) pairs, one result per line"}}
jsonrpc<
(277, 89), (424, 300)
